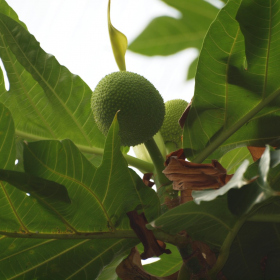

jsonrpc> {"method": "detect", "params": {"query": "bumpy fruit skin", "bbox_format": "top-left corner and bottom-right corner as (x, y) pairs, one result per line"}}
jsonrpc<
(91, 71), (165, 146)
(160, 99), (188, 149)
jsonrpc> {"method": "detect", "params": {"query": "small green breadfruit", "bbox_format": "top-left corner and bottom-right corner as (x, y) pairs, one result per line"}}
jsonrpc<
(160, 99), (188, 150)
(91, 71), (165, 146)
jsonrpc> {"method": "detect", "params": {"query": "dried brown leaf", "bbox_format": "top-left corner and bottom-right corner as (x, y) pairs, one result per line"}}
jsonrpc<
(248, 146), (268, 161)
(180, 189), (193, 203)
(127, 211), (171, 259)
(192, 241), (217, 267)
(177, 234), (217, 279)
(165, 149), (185, 166)
(165, 195), (180, 209)
(116, 247), (178, 280)
(163, 158), (232, 202)
(143, 173), (155, 188)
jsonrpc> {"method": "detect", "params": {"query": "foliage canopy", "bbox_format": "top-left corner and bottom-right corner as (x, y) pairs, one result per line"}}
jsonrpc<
(0, 0), (280, 279)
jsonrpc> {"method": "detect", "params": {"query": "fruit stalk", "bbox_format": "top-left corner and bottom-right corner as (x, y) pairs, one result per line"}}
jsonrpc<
(144, 138), (179, 212)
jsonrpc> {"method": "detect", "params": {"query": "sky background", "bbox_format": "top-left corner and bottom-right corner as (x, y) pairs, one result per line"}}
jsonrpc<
(5, 0), (198, 103)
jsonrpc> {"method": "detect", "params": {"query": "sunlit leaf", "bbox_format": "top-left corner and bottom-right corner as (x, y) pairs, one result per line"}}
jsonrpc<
(186, 56), (198, 81)
(108, 0), (127, 71)
(219, 147), (253, 173)
(183, 0), (280, 163)
(0, 12), (105, 152)
(0, 0), (27, 29)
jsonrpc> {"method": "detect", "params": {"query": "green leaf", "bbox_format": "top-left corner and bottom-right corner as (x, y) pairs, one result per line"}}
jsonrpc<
(0, 0), (27, 29)
(183, 0), (280, 163)
(149, 196), (280, 279)
(0, 103), (15, 170)
(149, 197), (237, 246)
(0, 169), (71, 203)
(108, 0), (127, 71)
(129, 0), (219, 56)
(186, 56), (198, 80)
(15, 115), (160, 235)
(219, 146), (253, 173)
(139, 244), (182, 276)
(128, 0), (220, 79)
(0, 12), (105, 150)
(0, 237), (138, 280)
(221, 221), (280, 279)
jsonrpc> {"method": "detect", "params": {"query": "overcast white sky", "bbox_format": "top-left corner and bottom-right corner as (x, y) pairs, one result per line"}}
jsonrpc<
(5, 0), (198, 103)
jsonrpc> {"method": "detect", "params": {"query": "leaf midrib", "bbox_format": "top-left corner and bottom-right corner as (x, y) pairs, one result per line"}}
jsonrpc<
(0, 34), (58, 139)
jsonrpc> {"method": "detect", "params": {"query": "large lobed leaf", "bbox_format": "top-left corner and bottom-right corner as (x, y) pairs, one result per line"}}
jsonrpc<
(183, 0), (280, 163)
(0, 107), (160, 278)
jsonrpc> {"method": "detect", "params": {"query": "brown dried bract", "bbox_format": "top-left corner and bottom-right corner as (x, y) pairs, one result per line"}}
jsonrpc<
(177, 233), (217, 279)
(165, 149), (185, 166)
(127, 211), (171, 259)
(163, 157), (232, 202)
(247, 146), (272, 162)
(142, 173), (155, 188)
(116, 247), (178, 280)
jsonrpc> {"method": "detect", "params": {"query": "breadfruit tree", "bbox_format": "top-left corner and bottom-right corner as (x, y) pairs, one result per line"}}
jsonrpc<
(0, 0), (280, 279)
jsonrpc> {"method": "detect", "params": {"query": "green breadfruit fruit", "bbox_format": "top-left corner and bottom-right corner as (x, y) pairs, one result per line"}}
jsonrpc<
(160, 99), (188, 150)
(91, 71), (165, 146)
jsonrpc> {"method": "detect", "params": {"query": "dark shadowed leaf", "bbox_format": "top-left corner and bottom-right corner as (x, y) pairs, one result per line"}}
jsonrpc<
(148, 194), (280, 279)
(0, 237), (137, 280)
(0, 169), (71, 203)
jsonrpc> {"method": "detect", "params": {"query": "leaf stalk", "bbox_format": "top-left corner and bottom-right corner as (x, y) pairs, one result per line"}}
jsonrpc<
(15, 129), (154, 173)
